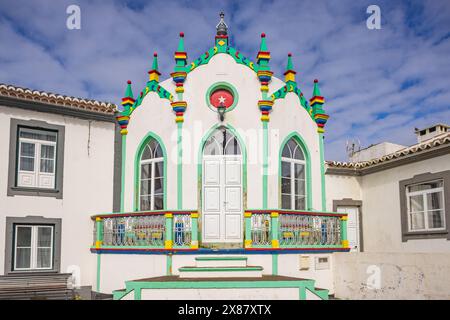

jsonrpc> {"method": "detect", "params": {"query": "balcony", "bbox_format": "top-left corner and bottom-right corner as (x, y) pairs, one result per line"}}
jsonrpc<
(90, 209), (349, 254)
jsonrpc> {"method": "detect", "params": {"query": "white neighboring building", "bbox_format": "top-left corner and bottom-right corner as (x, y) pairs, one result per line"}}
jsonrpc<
(327, 125), (450, 299)
(0, 83), (118, 297)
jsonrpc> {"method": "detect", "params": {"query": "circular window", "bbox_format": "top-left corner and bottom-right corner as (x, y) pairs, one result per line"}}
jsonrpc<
(210, 88), (234, 109)
(205, 82), (239, 113)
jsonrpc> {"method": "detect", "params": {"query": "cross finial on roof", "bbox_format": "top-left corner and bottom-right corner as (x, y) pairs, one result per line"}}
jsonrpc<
(216, 11), (228, 36)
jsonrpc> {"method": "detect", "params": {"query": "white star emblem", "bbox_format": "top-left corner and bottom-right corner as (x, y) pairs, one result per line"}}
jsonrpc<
(218, 95), (226, 104)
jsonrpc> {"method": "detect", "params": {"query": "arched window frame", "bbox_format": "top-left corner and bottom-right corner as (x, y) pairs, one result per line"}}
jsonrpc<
(279, 133), (312, 211)
(134, 132), (167, 211)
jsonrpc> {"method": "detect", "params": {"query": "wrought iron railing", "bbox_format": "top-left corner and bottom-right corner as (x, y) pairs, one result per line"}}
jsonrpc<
(91, 209), (347, 251)
(92, 210), (198, 249)
(250, 213), (271, 246)
(245, 210), (348, 249)
(173, 213), (192, 247)
(278, 214), (341, 246)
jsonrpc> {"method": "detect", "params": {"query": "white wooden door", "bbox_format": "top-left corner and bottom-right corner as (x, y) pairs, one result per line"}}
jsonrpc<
(203, 155), (242, 243)
(337, 206), (360, 252)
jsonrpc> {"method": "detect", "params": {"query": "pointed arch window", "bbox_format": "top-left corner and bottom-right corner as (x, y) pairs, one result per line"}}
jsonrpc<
(140, 138), (164, 211)
(281, 137), (306, 210)
(203, 127), (241, 156)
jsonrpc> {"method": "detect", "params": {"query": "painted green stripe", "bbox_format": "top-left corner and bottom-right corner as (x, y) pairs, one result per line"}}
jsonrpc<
(195, 256), (247, 261)
(272, 254), (278, 275)
(96, 253), (101, 292)
(262, 121), (268, 209)
(319, 132), (326, 211)
(166, 254), (172, 276)
(179, 266), (262, 272)
(177, 122), (182, 210)
(120, 135), (127, 212)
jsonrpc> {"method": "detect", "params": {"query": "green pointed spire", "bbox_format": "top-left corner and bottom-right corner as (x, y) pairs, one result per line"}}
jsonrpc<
(149, 52), (161, 82)
(313, 79), (321, 97)
(284, 53), (296, 82)
(260, 33), (267, 52)
(177, 32), (185, 52)
(124, 80), (134, 99)
(152, 52), (159, 71)
(286, 52), (294, 71)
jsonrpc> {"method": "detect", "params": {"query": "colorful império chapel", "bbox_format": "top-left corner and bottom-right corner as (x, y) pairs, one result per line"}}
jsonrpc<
(1, 12), (449, 300)
(101, 12), (342, 299)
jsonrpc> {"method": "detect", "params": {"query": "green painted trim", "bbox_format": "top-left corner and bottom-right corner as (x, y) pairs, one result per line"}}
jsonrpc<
(134, 288), (141, 300)
(120, 135), (127, 212)
(197, 124), (248, 239)
(166, 254), (172, 276)
(299, 287), (306, 300)
(191, 216), (198, 246)
(133, 131), (168, 211)
(96, 253), (101, 292)
(272, 254), (278, 275)
(262, 121), (268, 209)
(341, 218), (348, 244)
(205, 81), (239, 114)
(179, 266), (263, 272)
(245, 216), (251, 243)
(126, 279), (315, 290)
(278, 132), (313, 210)
(195, 256), (247, 261)
(113, 288), (134, 300)
(271, 214), (279, 245)
(319, 133), (326, 211)
(177, 122), (183, 210)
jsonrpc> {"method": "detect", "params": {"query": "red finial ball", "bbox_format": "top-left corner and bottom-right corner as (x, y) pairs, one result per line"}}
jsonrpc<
(127, 80), (131, 84)
(288, 52), (292, 57)
(153, 52), (158, 57)
(180, 32), (184, 37)
(261, 32), (266, 38)
(314, 79), (319, 83)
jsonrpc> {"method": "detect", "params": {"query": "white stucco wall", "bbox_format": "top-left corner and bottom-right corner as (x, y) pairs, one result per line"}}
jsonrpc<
(325, 173), (362, 211)
(0, 105), (115, 287)
(333, 252), (450, 299)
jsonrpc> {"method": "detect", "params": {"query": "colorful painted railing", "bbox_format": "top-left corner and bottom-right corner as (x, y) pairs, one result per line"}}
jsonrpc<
(245, 210), (348, 249)
(91, 210), (198, 250)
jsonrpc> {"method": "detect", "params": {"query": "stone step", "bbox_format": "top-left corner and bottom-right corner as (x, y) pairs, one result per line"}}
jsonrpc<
(195, 256), (248, 268)
(179, 266), (263, 278)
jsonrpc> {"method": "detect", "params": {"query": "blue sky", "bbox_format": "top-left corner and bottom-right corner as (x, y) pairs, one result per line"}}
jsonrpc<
(0, 0), (449, 161)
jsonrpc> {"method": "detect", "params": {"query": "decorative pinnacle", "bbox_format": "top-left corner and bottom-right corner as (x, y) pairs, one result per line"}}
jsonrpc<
(216, 11), (228, 36)
(179, 32), (184, 37)
(312, 79), (322, 97)
(261, 33), (266, 38)
(124, 80), (134, 99)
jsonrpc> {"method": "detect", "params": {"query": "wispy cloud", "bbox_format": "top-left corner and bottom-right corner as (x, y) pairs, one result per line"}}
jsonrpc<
(0, 0), (449, 160)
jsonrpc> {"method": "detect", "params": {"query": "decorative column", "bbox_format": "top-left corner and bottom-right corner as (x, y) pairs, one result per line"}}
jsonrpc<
(117, 80), (135, 212)
(95, 217), (103, 249)
(170, 33), (188, 210)
(191, 212), (199, 249)
(165, 212), (173, 249)
(256, 33), (273, 209)
(95, 216), (103, 291)
(244, 211), (252, 248)
(270, 211), (279, 248)
(310, 79), (329, 211)
(340, 215), (349, 248)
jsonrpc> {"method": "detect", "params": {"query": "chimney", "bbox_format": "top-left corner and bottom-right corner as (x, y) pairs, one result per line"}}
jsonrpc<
(414, 124), (449, 143)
